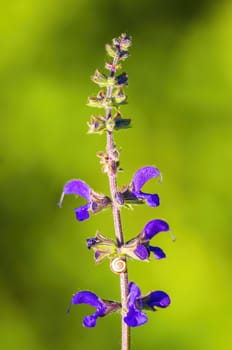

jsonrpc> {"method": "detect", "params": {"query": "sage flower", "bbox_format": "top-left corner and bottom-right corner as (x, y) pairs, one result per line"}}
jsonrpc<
(58, 179), (111, 221)
(121, 166), (161, 207)
(122, 219), (170, 261)
(71, 291), (120, 328)
(70, 282), (170, 328)
(124, 282), (171, 327)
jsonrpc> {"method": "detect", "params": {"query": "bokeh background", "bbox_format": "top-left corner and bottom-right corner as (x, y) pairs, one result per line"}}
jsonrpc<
(1, 0), (232, 349)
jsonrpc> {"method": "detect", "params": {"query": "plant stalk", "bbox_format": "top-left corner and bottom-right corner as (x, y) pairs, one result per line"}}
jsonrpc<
(105, 55), (130, 350)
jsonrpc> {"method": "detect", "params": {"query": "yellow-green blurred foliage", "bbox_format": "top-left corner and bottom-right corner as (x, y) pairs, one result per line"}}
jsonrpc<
(1, 1), (232, 349)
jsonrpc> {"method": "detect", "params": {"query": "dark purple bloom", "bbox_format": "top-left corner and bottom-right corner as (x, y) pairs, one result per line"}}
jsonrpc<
(121, 166), (161, 207)
(141, 219), (169, 260)
(71, 291), (120, 328)
(131, 242), (165, 261)
(86, 219), (170, 264)
(58, 179), (111, 221)
(143, 219), (169, 240)
(142, 290), (171, 310)
(124, 282), (148, 327)
(72, 291), (106, 327)
(58, 180), (91, 221)
(122, 219), (170, 262)
(70, 283), (170, 328)
(130, 166), (161, 207)
(148, 246), (166, 259)
(124, 282), (171, 327)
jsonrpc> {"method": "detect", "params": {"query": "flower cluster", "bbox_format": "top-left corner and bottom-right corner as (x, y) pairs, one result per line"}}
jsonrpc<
(70, 282), (170, 328)
(58, 179), (111, 221)
(58, 165), (161, 222)
(86, 218), (170, 264)
(59, 34), (172, 334)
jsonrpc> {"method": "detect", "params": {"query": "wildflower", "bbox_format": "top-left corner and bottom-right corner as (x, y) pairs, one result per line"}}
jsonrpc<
(71, 291), (120, 328)
(86, 219), (170, 263)
(121, 219), (170, 261)
(141, 290), (171, 311)
(58, 179), (111, 221)
(70, 282), (170, 328)
(124, 282), (171, 327)
(121, 166), (161, 207)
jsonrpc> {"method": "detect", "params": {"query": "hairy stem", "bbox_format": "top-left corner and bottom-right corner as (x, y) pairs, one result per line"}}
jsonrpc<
(107, 131), (130, 350)
(105, 56), (130, 350)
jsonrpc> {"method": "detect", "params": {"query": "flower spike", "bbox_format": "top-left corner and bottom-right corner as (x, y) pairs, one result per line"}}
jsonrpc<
(59, 34), (173, 345)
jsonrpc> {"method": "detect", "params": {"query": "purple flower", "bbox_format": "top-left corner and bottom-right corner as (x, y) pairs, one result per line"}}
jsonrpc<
(139, 219), (170, 260)
(122, 219), (170, 261)
(143, 219), (169, 240)
(124, 282), (171, 327)
(71, 291), (120, 328)
(121, 166), (161, 207)
(70, 283), (170, 328)
(124, 282), (148, 327)
(58, 179), (111, 221)
(142, 290), (171, 310)
(130, 166), (161, 206)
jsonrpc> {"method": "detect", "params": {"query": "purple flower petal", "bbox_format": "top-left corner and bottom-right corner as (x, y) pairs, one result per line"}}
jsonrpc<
(124, 282), (171, 327)
(128, 282), (141, 306)
(124, 282), (148, 327)
(72, 291), (105, 311)
(128, 166), (161, 208)
(124, 308), (148, 327)
(143, 291), (171, 309)
(134, 244), (149, 260)
(83, 315), (98, 327)
(58, 180), (91, 218)
(86, 237), (99, 250)
(72, 291), (106, 328)
(139, 193), (160, 207)
(75, 204), (90, 221)
(144, 219), (169, 240)
(131, 166), (160, 192)
(63, 180), (91, 199)
(149, 246), (166, 259)
(58, 180), (110, 221)
(95, 251), (101, 260)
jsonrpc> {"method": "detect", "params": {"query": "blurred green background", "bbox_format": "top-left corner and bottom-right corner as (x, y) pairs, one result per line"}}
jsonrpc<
(1, 0), (232, 349)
